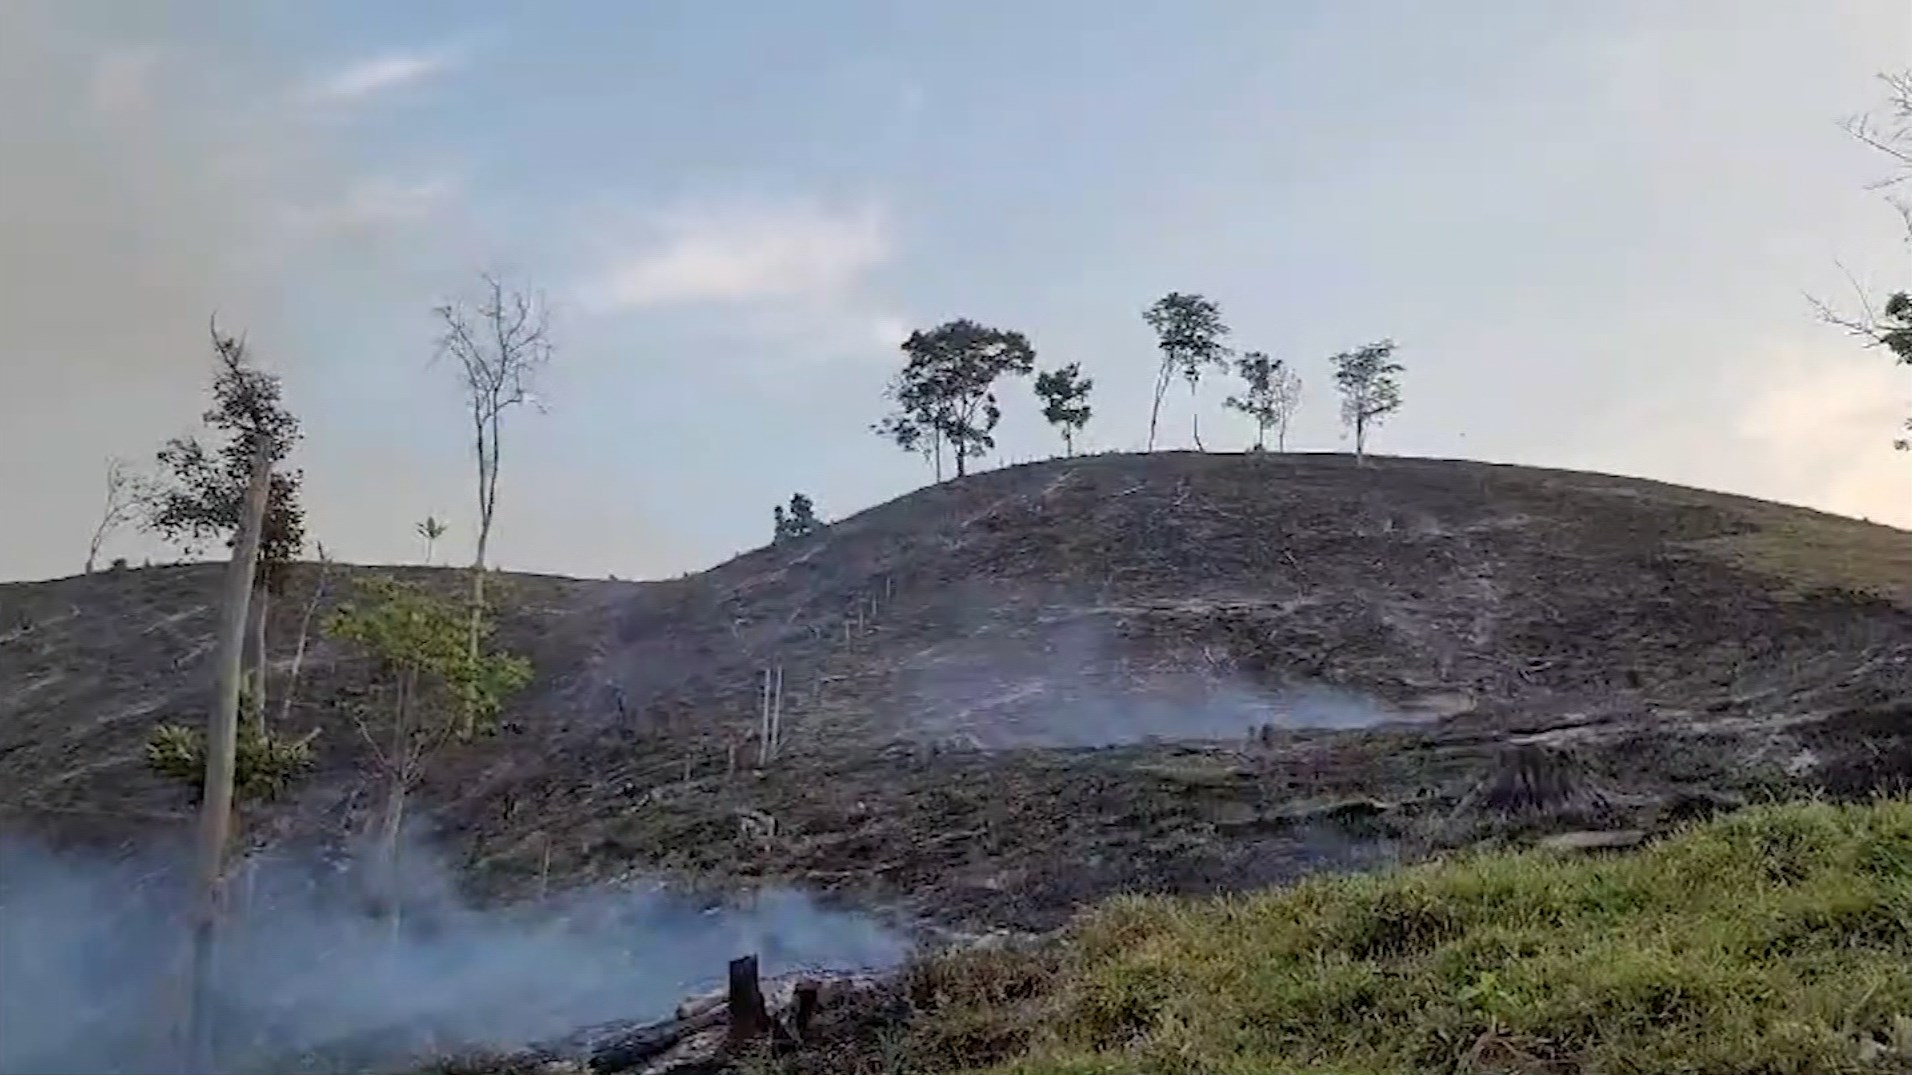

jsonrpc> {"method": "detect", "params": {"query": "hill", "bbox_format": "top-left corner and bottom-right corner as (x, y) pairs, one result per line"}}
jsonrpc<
(2, 452), (1909, 932)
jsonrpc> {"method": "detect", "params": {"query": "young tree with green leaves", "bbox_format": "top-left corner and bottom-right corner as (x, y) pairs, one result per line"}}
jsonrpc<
(416, 516), (449, 564)
(146, 319), (307, 733)
(1816, 70), (1912, 451)
(1225, 351), (1303, 452)
(773, 493), (823, 542)
(875, 319), (1037, 479)
(1033, 363), (1094, 456)
(1143, 292), (1232, 451)
(325, 575), (532, 926)
(1330, 340), (1403, 464)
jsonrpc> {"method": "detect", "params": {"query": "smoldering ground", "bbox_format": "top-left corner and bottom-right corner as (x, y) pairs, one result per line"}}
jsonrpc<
(0, 833), (909, 1074)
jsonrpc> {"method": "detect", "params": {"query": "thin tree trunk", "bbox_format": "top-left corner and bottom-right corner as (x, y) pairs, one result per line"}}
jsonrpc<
(275, 550), (331, 728)
(184, 443), (272, 1075)
(1354, 413), (1367, 464)
(955, 446), (968, 478)
(245, 586), (270, 735)
(1189, 379), (1204, 451)
(1147, 364), (1172, 451)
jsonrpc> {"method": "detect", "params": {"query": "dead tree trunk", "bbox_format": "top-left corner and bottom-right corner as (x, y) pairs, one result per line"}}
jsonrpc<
(726, 955), (772, 1047)
(183, 442), (272, 1074)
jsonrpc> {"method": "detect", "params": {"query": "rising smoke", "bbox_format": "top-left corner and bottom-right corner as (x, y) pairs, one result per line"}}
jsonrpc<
(0, 833), (909, 1074)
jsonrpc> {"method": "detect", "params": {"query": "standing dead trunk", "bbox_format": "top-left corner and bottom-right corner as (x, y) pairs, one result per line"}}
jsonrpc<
(726, 956), (772, 1047)
(245, 586), (270, 735)
(1189, 378), (1205, 451)
(184, 443), (272, 1074)
(1147, 364), (1172, 451)
(275, 549), (331, 728)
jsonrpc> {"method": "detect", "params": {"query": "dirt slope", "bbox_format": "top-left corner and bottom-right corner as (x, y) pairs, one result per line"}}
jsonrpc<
(3, 452), (1909, 928)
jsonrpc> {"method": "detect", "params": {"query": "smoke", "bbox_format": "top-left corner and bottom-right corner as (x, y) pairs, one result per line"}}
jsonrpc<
(0, 834), (910, 1074)
(901, 596), (1415, 749)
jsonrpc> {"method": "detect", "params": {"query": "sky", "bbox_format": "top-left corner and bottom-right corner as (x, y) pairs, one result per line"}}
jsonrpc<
(1, 1), (1908, 583)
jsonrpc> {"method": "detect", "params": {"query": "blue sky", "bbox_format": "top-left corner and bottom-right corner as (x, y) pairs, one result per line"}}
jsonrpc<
(2, 1), (1908, 581)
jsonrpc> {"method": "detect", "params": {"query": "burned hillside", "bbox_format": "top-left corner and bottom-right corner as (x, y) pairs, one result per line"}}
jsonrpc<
(3, 451), (1910, 930)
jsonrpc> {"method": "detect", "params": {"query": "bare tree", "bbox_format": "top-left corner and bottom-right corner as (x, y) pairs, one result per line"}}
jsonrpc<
(433, 273), (550, 717)
(84, 457), (141, 574)
(1815, 70), (1912, 451)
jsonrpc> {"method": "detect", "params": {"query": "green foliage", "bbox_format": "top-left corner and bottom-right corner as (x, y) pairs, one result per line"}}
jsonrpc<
(325, 574), (532, 749)
(144, 720), (316, 803)
(876, 319), (1038, 479)
(773, 492), (823, 543)
(145, 321), (306, 591)
(1223, 350), (1302, 451)
(1330, 339), (1403, 454)
(834, 800), (1912, 1075)
(1032, 364), (1093, 455)
(1142, 292), (1232, 450)
(1143, 292), (1232, 388)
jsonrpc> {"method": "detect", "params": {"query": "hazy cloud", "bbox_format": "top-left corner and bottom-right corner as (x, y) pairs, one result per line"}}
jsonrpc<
(302, 45), (464, 106)
(579, 199), (892, 310)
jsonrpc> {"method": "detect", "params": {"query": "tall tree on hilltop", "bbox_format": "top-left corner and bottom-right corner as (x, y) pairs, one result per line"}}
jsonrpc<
(1143, 292), (1232, 451)
(1815, 70), (1912, 451)
(434, 272), (551, 731)
(1225, 351), (1303, 452)
(146, 320), (307, 733)
(1033, 362), (1094, 456)
(773, 492), (823, 542)
(875, 319), (1037, 479)
(1330, 340), (1403, 465)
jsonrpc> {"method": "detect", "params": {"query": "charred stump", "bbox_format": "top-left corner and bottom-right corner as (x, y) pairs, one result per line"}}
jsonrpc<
(1455, 743), (1613, 827)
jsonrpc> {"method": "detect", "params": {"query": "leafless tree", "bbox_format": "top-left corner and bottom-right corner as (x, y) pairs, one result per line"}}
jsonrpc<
(433, 273), (551, 703)
(84, 457), (142, 574)
(1815, 70), (1912, 451)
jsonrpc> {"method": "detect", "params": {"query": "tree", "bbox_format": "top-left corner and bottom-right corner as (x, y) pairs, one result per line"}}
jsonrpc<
(147, 319), (306, 733)
(1330, 340), (1404, 464)
(875, 319), (1036, 479)
(1033, 363), (1094, 456)
(433, 273), (551, 725)
(772, 493), (822, 543)
(1225, 351), (1303, 452)
(325, 575), (531, 929)
(1815, 70), (1912, 451)
(84, 457), (142, 574)
(1143, 292), (1232, 451)
(416, 516), (449, 564)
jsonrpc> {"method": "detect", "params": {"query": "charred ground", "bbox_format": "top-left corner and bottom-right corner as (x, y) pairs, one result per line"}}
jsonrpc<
(3, 451), (1909, 931)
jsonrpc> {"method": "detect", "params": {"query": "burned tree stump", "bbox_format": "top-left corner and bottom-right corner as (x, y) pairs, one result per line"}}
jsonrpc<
(727, 955), (772, 1046)
(1455, 743), (1612, 826)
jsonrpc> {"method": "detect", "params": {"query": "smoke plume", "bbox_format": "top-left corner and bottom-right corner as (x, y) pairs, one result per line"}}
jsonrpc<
(0, 835), (909, 1074)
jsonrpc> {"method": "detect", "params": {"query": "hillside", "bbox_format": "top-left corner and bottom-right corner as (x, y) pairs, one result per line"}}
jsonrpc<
(2, 452), (1910, 933)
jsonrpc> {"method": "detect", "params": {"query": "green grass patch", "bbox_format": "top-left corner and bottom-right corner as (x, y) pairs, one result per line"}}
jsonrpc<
(859, 800), (1912, 1075)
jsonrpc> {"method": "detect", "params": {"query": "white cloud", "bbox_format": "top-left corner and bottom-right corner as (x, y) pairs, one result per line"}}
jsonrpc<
(579, 199), (892, 310)
(303, 46), (463, 105)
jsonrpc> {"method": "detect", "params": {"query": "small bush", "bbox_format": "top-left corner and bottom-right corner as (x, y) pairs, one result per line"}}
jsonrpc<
(145, 721), (316, 802)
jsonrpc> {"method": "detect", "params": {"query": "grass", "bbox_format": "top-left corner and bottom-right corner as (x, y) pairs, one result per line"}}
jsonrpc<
(820, 799), (1912, 1075)
(1687, 507), (1912, 605)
